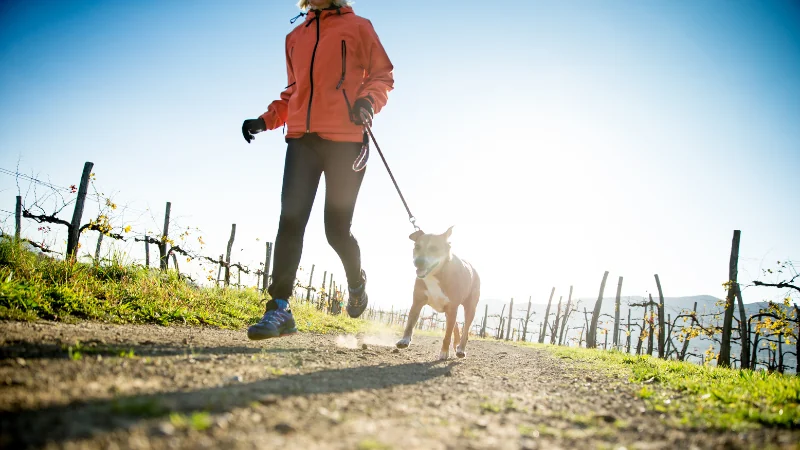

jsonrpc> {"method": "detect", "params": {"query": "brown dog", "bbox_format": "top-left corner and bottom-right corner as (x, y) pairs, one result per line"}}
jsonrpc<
(396, 226), (480, 360)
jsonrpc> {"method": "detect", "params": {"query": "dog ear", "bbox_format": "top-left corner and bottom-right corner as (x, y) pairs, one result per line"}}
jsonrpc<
(409, 230), (424, 241)
(444, 226), (454, 240)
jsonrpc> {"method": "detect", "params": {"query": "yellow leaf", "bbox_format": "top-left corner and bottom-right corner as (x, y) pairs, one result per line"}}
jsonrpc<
(123, 225), (132, 233)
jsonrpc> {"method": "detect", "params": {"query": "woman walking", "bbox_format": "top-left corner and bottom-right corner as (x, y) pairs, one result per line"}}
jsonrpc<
(242, 0), (394, 339)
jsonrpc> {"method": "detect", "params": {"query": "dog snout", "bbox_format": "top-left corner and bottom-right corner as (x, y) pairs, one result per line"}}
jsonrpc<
(413, 257), (426, 268)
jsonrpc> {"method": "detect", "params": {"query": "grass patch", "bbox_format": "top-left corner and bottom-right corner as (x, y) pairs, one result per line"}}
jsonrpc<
(0, 238), (368, 335)
(170, 412), (212, 431)
(535, 344), (800, 430)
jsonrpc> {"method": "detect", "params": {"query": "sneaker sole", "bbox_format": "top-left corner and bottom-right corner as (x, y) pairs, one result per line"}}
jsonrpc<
(247, 327), (298, 340)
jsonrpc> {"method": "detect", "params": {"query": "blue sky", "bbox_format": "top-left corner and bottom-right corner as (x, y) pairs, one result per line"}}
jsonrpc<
(1, 0), (799, 310)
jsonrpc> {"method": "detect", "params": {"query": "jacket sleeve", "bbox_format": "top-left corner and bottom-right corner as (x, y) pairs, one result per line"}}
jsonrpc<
(260, 35), (296, 130)
(356, 19), (394, 114)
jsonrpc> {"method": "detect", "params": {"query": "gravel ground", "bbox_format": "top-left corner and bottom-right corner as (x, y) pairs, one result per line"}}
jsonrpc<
(0, 320), (797, 450)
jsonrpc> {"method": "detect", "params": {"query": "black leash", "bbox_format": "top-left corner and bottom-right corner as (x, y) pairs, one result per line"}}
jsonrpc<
(360, 120), (420, 231)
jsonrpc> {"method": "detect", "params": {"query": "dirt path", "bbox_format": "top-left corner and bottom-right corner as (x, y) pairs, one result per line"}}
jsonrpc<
(0, 321), (796, 450)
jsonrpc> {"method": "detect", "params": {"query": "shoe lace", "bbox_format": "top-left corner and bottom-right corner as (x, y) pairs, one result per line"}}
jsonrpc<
(261, 309), (288, 324)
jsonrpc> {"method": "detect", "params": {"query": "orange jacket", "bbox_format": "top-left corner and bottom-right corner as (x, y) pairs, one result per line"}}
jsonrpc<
(260, 6), (394, 143)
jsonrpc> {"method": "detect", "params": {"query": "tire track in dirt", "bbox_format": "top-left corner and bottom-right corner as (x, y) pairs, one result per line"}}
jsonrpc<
(0, 321), (797, 449)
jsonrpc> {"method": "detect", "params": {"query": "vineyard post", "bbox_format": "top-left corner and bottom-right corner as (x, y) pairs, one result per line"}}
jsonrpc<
(647, 296), (655, 356)
(718, 229), (741, 368)
(778, 332), (784, 373)
(625, 308), (632, 353)
(66, 161), (94, 260)
(506, 298), (513, 341)
(171, 253), (180, 273)
(664, 313), (672, 356)
(262, 242), (273, 293)
(551, 296), (563, 345)
(587, 270), (609, 348)
(224, 224), (236, 287)
(94, 231), (103, 263)
(216, 254), (224, 286)
(498, 304), (506, 339)
(635, 304), (646, 355)
(15, 195), (22, 241)
(613, 276), (623, 349)
(328, 276), (334, 313)
(655, 274), (666, 359)
(539, 287), (555, 343)
(144, 236), (150, 267)
(306, 264), (315, 301)
(735, 283), (750, 369)
(522, 297), (532, 341)
(481, 304), (488, 337)
(679, 301), (698, 361)
(558, 286), (573, 346)
(796, 305), (799, 374)
(321, 271), (328, 308)
(159, 202), (171, 271)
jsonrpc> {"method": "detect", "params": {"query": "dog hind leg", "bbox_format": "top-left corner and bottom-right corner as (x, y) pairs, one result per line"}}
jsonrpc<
(452, 320), (461, 353)
(457, 291), (479, 358)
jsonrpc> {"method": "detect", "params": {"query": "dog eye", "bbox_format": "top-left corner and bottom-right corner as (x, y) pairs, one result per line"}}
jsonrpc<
(414, 244), (420, 250)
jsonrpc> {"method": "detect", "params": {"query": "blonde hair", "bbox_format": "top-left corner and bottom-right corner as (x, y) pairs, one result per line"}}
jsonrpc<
(297, 0), (353, 10)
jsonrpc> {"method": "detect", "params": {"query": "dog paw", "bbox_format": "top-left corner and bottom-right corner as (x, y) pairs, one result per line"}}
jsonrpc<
(396, 338), (411, 349)
(456, 351), (466, 358)
(438, 350), (450, 360)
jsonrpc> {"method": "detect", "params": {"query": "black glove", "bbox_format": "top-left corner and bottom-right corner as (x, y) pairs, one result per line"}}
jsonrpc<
(351, 98), (373, 126)
(242, 118), (266, 143)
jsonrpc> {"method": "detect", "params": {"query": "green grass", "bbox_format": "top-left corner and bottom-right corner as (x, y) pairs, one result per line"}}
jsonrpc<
(0, 237), (367, 335)
(532, 343), (800, 430)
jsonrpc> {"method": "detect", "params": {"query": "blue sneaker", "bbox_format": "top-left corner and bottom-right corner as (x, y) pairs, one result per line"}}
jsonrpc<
(346, 270), (369, 319)
(247, 299), (297, 340)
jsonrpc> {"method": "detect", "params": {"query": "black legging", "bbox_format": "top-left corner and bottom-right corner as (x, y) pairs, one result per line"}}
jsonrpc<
(267, 133), (365, 301)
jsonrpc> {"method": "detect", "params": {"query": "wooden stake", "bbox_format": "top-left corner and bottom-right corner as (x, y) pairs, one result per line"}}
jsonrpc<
(15, 195), (22, 241)
(159, 202), (171, 271)
(94, 231), (103, 263)
(262, 242), (273, 293)
(718, 230), (741, 368)
(613, 276), (623, 349)
(144, 237), (150, 268)
(550, 296), (563, 345)
(522, 296), (532, 342)
(506, 298), (514, 341)
(587, 271), (609, 348)
(66, 161), (94, 259)
(558, 286), (573, 346)
(655, 274), (666, 359)
(306, 264), (315, 301)
(224, 224), (236, 287)
(481, 304), (488, 338)
(539, 287), (555, 344)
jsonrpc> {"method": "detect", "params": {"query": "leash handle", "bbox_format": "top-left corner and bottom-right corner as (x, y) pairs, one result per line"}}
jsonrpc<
(362, 120), (420, 231)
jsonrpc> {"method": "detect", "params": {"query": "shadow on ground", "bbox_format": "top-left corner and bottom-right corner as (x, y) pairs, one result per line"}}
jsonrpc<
(0, 360), (453, 448)
(0, 340), (302, 360)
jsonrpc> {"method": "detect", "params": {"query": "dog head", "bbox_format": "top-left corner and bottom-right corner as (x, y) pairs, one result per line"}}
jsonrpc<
(409, 226), (453, 278)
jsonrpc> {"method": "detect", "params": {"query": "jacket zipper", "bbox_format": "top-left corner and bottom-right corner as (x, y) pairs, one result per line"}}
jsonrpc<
(306, 14), (321, 133)
(336, 40), (354, 122)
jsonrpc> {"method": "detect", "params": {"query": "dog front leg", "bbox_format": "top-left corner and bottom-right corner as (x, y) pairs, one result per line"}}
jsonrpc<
(440, 305), (458, 360)
(397, 298), (424, 349)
